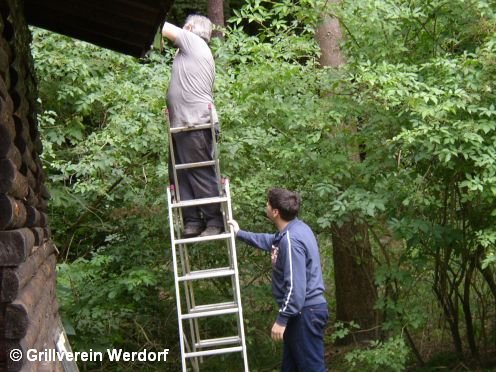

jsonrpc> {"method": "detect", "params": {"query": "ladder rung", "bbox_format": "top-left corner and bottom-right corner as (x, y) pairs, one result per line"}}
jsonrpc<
(195, 336), (241, 349)
(182, 305), (238, 319)
(171, 196), (227, 208)
(178, 267), (235, 281)
(175, 233), (231, 244)
(182, 307), (238, 319)
(175, 160), (216, 170)
(170, 123), (213, 133)
(185, 346), (243, 358)
(190, 302), (237, 314)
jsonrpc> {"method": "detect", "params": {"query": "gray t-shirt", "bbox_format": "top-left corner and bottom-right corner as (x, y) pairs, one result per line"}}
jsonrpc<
(166, 29), (217, 128)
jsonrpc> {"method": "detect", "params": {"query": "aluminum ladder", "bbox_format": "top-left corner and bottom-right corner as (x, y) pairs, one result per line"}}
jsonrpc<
(165, 109), (249, 372)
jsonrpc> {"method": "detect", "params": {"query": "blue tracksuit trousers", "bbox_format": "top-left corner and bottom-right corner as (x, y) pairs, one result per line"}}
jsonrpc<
(281, 303), (328, 372)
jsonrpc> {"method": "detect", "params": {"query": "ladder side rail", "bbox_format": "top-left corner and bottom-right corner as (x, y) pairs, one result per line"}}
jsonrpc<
(219, 195), (237, 322)
(218, 182), (239, 351)
(219, 192), (234, 269)
(170, 194), (201, 370)
(209, 105), (223, 195)
(219, 189), (240, 360)
(167, 119), (182, 203)
(228, 236), (244, 363)
(172, 200), (183, 241)
(167, 187), (188, 372)
(182, 333), (200, 372)
(173, 192), (200, 369)
(187, 278), (203, 365)
(224, 179), (250, 372)
(177, 242), (202, 364)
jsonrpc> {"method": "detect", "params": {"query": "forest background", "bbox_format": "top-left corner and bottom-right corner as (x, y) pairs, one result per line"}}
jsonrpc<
(31, 0), (496, 370)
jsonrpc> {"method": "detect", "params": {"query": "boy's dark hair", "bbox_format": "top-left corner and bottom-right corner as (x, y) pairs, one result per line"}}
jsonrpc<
(267, 188), (300, 221)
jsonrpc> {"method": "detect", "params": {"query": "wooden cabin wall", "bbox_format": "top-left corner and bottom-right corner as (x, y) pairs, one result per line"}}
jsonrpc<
(0, 0), (64, 371)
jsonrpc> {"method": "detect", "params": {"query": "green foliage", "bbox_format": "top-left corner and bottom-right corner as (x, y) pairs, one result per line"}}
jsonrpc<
(339, 1), (496, 267)
(33, 29), (171, 257)
(345, 336), (410, 372)
(330, 321), (360, 343)
(54, 212), (181, 369)
(336, 0), (496, 365)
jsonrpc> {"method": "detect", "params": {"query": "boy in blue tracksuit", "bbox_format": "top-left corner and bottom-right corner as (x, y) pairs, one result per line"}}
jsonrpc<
(229, 188), (328, 371)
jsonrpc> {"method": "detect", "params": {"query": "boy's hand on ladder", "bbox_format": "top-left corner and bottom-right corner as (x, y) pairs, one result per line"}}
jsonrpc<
(227, 220), (240, 235)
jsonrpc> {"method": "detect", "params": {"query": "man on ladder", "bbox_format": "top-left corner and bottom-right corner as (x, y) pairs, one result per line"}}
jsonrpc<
(162, 15), (248, 372)
(162, 15), (224, 238)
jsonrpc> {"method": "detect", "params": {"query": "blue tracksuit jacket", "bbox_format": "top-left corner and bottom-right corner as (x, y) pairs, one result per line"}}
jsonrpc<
(236, 218), (326, 326)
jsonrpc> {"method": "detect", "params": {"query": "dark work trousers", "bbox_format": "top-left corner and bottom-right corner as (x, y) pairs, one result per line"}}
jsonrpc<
(281, 303), (328, 372)
(169, 129), (223, 228)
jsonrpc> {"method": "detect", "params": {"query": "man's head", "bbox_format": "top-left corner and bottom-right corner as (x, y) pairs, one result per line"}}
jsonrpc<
(183, 15), (212, 43)
(266, 188), (300, 222)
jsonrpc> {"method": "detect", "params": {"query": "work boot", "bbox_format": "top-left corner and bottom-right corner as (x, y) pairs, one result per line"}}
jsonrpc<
(183, 224), (204, 238)
(199, 226), (223, 237)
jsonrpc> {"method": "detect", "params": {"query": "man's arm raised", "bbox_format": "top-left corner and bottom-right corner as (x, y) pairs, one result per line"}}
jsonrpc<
(162, 22), (182, 43)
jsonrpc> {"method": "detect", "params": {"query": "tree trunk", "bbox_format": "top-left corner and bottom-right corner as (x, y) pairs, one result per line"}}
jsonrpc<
(433, 248), (464, 359)
(331, 221), (379, 342)
(315, 15), (345, 68)
(316, 7), (379, 344)
(462, 257), (479, 360)
(208, 0), (224, 39)
(479, 265), (496, 301)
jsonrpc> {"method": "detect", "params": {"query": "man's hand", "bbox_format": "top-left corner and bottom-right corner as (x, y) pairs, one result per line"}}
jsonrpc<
(227, 219), (240, 235)
(271, 322), (286, 342)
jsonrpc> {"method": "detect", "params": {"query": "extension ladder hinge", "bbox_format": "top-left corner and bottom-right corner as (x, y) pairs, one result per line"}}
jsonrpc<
(178, 267), (235, 282)
(175, 160), (216, 170)
(185, 346), (243, 358)
(171, 196), (228, 208)
(175, 232), (232, 245)
(195, 336), (241, 349)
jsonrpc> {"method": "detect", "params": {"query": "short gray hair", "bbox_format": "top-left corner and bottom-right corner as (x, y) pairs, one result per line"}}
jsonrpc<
(185, 15), (212, 43)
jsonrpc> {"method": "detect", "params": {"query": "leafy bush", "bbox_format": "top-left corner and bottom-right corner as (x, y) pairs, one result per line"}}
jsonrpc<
(345, 336), (410, 372)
